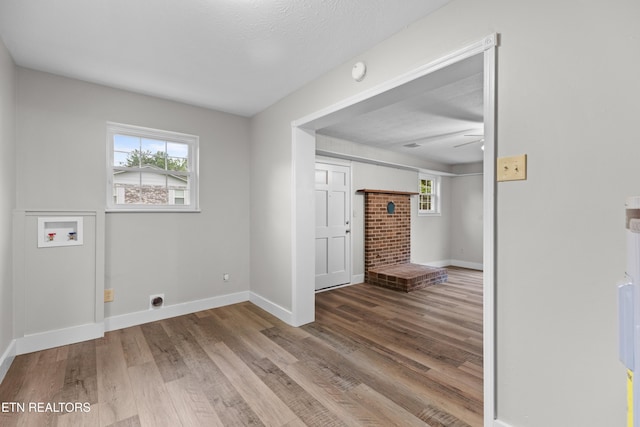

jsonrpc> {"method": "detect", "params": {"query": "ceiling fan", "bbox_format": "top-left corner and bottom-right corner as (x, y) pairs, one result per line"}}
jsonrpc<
(401, 129), (481, 149)
(454, 134), (484, 149)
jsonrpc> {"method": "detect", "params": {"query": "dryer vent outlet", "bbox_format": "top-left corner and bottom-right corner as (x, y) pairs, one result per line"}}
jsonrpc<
(150, 294), (164, 309)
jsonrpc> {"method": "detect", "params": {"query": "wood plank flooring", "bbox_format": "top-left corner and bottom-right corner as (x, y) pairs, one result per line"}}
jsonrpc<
(0, 266), (483, 426)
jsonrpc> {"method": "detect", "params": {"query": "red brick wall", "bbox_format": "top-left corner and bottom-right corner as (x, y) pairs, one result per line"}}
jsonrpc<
(363, 192), (412, 280)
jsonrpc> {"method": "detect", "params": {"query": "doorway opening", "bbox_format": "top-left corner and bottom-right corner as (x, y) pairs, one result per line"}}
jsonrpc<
(292, 34), (497, 424)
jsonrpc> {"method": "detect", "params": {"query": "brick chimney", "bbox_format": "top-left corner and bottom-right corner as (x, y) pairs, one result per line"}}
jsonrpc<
(359, 189), (417, 282)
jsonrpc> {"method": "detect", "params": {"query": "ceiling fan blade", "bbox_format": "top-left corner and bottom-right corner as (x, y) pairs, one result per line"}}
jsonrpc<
(454, 139), (484, 148)
(395, 128), (481, 147)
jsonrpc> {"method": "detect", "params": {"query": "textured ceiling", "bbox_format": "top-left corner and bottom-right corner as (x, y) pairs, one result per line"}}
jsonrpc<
(0, 0), (450, 117)
(318, 54), (485, 165)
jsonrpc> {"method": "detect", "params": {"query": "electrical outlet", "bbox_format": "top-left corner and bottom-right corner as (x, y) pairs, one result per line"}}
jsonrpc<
(497, 154), (527, 182)
(223, 273), (230, 282)
(104, 288), (114, 302)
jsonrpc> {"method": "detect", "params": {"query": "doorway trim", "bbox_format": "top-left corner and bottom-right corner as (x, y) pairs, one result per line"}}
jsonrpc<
(291, 34), (497, 425)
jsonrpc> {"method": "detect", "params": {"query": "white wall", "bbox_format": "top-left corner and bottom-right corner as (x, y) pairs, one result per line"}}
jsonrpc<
(450, 174), (483, 267)
(16, 69), (251, 324)
(17, 212), (98, 337)
(319, 156), (477, 278)
(350, 162), (415, 277)
(317, 135), (477, 279)
(411, 176), (453, 266)
(0, 37), (16, 378)
(346, 162), (455, 269)
(251, 0), (640, 425)
(322, 160), (476, 276)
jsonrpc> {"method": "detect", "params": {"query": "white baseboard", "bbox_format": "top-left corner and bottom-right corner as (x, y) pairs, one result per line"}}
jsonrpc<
(415, 259), (484, 271)
(450, 259), (484, 271)
(105, 291), (250, 332)
(16, 322), (104, 355)
(494, 419), (514, 427)
(417, 259), (451, 268)
(9, 292), (253, 356)
(0, 339), (16, 383)
(351, 273), (365, 284)
(249, 292), (293, 325)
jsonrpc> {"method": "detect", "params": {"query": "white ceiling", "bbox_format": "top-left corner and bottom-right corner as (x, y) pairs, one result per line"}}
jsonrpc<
(0, 0), (450, 117)
(318, 53), (485, 165)
(0, 0), (483, 166)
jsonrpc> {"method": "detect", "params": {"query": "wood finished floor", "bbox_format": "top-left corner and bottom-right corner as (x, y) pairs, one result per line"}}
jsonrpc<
(0, 267), (483, 427)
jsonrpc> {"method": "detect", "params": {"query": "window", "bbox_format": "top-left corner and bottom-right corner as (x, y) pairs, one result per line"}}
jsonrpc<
(418, 173), (440, 215)
(107, 122), (199, 211)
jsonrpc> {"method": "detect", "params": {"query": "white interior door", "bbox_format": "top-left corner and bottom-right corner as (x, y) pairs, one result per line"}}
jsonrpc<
(315, 162), (351, 290)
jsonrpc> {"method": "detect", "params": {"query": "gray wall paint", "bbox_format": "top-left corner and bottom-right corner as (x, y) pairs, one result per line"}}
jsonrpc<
(320, 160), (479, 278)
(450, 174), (483, 266)
(22, 214), (97, 334)
(348, 162), (454, 269)
(16, 69), (251, 319)
(251, 0), (638, 425)
(0, 38), (15, 363)
(317, 135), (475, 270)
(1, 0), (634, 423)
(411, 176), (452, 265)
(350, 162), (413, 277)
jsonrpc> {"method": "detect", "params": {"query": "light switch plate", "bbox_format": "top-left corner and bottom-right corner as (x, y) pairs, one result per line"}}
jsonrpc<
(497, 154), (527, 182)
(104, 288), (114, 303)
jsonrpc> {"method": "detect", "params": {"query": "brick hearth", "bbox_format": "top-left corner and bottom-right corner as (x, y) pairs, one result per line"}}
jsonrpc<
(368, 263), (448, 292)
(359, 189), (447, 292)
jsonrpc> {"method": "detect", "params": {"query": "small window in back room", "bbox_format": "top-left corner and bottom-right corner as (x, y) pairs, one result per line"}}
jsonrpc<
(107, 122), (199, 211)
(418, 173), (440, 216)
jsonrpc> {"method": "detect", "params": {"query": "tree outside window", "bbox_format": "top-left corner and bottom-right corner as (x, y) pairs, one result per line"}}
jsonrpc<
(418, 173), (440, 215)
(107, 123), (199, 211)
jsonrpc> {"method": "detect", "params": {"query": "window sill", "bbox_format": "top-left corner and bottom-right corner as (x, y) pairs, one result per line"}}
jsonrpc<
(418, 212), (441, 217)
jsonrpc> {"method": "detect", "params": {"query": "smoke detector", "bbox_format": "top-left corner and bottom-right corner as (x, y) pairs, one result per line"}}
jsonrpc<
(352, 61), (367, 82)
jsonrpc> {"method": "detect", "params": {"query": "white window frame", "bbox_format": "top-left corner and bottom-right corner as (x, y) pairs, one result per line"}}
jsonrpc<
(418, 173), (441, 216)
(106, 122), (199, 212)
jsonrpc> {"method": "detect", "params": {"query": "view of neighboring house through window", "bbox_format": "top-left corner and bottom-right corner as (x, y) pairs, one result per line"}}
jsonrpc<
(107, 122), (199, 211)
(418, 173), (440, 215)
